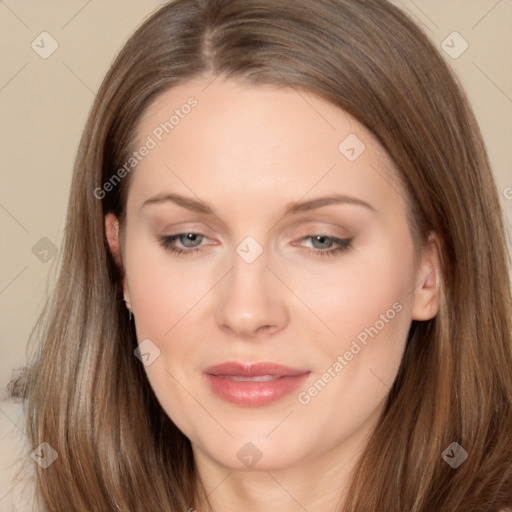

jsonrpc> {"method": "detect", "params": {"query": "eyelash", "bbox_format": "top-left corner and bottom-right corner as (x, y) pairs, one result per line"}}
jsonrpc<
(157, 233), (352, 258)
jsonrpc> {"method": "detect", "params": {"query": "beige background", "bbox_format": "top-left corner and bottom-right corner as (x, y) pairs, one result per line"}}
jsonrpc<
(0, 0), (511, 395)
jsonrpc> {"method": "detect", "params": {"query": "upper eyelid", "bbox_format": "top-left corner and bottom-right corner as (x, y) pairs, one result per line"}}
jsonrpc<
(160, 221), (350, 238)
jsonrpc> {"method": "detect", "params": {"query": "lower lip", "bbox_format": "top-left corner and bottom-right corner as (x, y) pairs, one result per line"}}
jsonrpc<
(204, 373), (310, 407)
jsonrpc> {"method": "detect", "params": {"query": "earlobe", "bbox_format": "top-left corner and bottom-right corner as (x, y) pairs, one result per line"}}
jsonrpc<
(411, 233), (442, 321)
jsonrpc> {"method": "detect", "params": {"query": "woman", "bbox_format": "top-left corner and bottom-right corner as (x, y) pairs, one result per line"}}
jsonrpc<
(3, 0), (512, 510)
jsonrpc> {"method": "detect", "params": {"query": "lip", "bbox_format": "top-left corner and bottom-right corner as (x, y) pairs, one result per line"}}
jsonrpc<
(204, 362), (310, 407)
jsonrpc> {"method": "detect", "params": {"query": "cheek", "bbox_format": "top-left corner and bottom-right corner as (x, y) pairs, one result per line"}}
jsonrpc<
(125, 238), (209, 341)
(292, 233), (416, 356)
(124, 241), (209, 432)
(293, 233), (416, 420)
(290, 242), (415, 446)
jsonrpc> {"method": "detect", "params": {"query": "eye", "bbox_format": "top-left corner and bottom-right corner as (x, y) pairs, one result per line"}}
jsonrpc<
(157, 232), (352, 259)
(296, 235), (352, 258)
(157, 232), (210, 256)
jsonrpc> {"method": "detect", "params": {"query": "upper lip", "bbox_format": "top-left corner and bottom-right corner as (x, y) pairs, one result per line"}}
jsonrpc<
(205, 362), (309, 378)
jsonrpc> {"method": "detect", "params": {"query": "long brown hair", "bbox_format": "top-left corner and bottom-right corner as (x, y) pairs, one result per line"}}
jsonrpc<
(11, 0), (512, 510)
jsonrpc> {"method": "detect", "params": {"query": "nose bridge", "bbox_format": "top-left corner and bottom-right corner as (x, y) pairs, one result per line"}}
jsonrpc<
(214, 240), (288, 337)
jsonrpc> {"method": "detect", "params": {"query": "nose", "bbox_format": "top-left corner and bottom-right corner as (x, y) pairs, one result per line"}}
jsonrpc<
(214, 248), (289, 339)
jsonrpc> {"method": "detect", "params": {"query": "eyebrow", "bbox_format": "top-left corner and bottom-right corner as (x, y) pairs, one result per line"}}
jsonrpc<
(141, 192), (376, 215)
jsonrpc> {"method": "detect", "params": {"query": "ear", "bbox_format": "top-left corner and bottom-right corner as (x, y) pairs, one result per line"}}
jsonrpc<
(105, 213), (128, 297)
(411, 232), (442, 321)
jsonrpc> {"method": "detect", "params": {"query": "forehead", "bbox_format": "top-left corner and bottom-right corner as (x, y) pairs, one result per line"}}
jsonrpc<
(128, 77), (406, 217)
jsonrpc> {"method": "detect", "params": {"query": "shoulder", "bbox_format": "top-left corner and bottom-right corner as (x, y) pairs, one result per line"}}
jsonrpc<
(0, 397), (41, 511)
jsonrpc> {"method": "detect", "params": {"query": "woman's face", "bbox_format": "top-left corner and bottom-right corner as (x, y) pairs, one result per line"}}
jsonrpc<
(107, 77), (438, 472)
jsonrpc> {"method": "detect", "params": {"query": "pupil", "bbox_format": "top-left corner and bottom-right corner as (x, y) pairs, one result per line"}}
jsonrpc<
(314, 236), (332, 249)
(182, 233), (200, 247)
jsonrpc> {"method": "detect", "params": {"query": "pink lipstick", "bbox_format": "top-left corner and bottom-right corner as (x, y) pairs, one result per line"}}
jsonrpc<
(204, 362), (310, 407)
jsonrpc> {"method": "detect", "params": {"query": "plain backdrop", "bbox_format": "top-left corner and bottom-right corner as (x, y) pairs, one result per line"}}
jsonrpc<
(1, 0), (511, 394)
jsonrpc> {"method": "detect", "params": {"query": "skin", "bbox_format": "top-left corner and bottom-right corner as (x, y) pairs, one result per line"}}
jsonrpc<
(106, 77), (440, 512)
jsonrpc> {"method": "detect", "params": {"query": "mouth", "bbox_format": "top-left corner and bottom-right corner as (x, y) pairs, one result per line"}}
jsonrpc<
(222, 375), (284, 382)
(204, 362), (311, 407)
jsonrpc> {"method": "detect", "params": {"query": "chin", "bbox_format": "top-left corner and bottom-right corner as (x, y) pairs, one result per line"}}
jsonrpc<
(193, 434), (312, 473)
